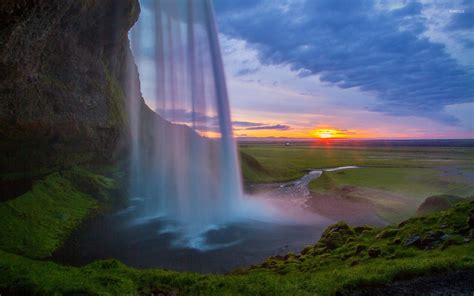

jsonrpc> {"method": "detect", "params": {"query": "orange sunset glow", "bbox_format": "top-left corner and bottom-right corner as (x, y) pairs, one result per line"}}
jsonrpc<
(313, 129), (337, 139)
(230, 122), (383, 139)
(312, 128), (348, 139)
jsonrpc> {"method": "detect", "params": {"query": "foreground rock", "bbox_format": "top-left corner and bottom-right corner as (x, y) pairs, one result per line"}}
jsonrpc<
(416, 195), (466, 216)
(247, 201), (474, 279)
(0, 0), (139, 174)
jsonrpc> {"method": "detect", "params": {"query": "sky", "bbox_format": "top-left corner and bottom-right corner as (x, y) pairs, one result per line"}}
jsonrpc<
(212, 0), (474, 139)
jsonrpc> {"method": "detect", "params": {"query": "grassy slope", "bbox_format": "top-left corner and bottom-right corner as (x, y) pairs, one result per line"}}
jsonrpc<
(1, 200), (473, 295)
(239, 151), (271, 183)
(0, 168), (116, 258)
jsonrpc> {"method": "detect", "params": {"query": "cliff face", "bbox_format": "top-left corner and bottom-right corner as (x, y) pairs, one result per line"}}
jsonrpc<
(0, 0), (140, 174)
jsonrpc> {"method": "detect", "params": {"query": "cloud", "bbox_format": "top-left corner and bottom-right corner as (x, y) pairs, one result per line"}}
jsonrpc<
(232, 121), (264, 127)
(154, 108), (290, 131)
(446, 11), (474, 31)
(214, 0), (474, 123)
(445, 0), (474, 32)
(245, 124), (291, 130)
(441, 1), (474, 61)
(236, 67), (260, 76)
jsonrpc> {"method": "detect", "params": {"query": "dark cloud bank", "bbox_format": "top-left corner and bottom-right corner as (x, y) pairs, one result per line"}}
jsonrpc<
(214, 0), (474, 124)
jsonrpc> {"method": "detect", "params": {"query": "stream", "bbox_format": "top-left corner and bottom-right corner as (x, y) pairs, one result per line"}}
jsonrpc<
(268, 166), (360, 198)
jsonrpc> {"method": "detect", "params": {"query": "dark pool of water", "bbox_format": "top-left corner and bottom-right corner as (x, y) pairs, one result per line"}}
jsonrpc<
(52, 205), (325, 273)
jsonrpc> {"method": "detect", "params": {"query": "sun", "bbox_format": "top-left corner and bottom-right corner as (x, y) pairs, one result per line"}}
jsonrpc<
(312, 129), (339, 139)
(318, 131), (334, 139)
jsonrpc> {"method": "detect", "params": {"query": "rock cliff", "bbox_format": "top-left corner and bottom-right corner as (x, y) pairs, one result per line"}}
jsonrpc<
(0, 0), (140, 174)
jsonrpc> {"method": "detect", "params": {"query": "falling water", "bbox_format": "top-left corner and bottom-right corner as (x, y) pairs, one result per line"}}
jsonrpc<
(127, 0), (245, 248)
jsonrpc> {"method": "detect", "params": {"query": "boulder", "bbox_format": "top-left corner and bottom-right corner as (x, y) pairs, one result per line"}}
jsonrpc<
(319, 222), (355, 250)
(416, 195), (465, 216)
(420, 231), (445, 248)
(403, 234), (421, 247)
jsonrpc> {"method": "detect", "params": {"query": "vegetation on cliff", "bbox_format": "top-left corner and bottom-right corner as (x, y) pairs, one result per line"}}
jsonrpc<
(0, 172), (472, 295)
(0, 168), (118, 258)
(1, 1), (473, 295)
(239, 151), (271, 183)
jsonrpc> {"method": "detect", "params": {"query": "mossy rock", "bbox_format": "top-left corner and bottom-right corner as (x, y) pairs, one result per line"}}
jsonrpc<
(376, 228), (399, 239)
(416, 195), (465, 216)
(367, 247), (382, 258)
(354, 225), (373, 234)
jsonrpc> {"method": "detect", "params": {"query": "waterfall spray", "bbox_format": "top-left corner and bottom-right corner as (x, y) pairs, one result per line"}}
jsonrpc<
(128, 0), (245, 248)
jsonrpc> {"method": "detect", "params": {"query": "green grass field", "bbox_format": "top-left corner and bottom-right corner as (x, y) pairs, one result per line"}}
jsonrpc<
(309, 168), (474, 199)
(240, 144), (474, 222)
(240, 144), (474, 183)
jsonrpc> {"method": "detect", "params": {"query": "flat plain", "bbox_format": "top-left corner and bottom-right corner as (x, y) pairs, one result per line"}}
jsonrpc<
(240, 142), (474, 222)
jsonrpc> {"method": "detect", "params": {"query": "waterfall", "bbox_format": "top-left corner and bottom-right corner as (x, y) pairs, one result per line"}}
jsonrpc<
(127, 0), (244, 248)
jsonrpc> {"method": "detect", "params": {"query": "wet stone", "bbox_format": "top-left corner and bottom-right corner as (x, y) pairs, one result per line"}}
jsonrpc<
(403, 234), (421, 247)
(421, 231), (444, 247)
(441, 234), (451, 241)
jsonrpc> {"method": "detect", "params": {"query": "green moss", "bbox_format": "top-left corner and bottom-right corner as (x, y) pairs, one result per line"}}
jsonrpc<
(63, 167), (117, 203)
(255, 201), (474, 275)
(416, 195), (466, 216)
(240, 151), (270, 183)
(102, 61), (128, 128)
(1, 242), (473, 296)
(0, 169), (117, 258)
(376, 228), (399, 239)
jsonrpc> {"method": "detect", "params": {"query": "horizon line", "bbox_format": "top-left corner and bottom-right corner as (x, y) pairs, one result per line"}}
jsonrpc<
(236, 137), (474, 141)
